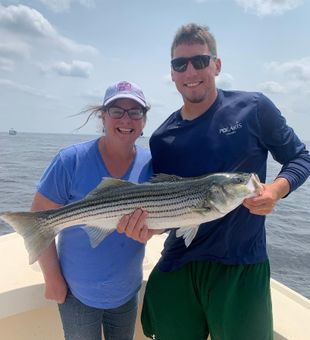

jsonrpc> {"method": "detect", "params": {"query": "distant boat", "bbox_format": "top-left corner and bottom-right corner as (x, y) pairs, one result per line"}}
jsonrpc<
(8, 128), (17, 135)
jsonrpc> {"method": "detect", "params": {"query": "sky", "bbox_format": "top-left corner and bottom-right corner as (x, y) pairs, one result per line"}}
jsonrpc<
(0, 0), (309, 140)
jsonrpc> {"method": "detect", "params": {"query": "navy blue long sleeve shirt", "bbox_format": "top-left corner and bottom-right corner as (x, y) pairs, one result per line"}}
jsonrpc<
(150, 89), (310, 271)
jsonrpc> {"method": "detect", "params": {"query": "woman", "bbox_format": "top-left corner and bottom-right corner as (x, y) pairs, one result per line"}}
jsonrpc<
(32, 80), (152, 340)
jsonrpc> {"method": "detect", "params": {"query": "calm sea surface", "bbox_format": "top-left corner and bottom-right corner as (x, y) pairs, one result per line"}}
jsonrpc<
(0, 132), (309, 298)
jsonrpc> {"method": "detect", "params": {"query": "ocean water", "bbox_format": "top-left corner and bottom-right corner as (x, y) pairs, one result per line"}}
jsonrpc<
(0, 132), (309, 299)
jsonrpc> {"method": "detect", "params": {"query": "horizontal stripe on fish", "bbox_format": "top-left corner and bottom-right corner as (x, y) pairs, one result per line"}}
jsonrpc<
(0, 173), (262, 264)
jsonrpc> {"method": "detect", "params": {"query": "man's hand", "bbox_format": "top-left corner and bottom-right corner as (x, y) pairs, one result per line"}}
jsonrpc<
(243, 177), (290, 215)
(117, 209), (163, 243)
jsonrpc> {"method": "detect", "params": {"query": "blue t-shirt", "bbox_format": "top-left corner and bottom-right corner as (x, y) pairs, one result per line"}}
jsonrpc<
(37, 138), (153, 308)
(150, 89), (310, 271)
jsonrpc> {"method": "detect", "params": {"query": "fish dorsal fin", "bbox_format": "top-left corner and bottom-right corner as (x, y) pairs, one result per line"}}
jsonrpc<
(149, 173), (185, 183)
(149, 173), (209, 184)
(86, 178), (136, 199)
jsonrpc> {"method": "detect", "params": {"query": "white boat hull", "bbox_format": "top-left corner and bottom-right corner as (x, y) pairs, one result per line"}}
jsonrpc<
(1, 233), (309, 339)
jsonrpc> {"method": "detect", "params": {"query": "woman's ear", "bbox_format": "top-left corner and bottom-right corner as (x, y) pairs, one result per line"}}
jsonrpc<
(101, 111), (106, 130)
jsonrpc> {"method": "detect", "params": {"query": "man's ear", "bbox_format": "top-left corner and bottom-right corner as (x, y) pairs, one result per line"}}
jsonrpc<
(171, 68), (175, 82)
(215, 58), (222, 76)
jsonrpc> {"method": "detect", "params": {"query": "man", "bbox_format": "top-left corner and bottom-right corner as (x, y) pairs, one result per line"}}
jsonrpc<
(117, 23), (310, 340)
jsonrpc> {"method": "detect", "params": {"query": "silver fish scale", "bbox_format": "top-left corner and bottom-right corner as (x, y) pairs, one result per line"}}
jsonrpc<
(44, 180), (208, 227)
(0, 172), (259, 264)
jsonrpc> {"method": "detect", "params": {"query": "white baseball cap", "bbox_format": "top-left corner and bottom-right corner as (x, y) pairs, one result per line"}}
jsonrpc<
(103, 80), (150, 109)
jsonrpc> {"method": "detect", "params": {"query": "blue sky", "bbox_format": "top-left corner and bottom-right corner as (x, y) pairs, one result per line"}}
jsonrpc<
(0, 0), (309, 140)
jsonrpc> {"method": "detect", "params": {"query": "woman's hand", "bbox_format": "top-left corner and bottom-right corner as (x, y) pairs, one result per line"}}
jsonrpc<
(43, 262), (68, 304)
(117, 209), (164, 243)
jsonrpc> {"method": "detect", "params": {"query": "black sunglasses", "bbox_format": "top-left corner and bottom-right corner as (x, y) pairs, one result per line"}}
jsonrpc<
(171, 54), (216, 72)
(107, 106), (146, 120)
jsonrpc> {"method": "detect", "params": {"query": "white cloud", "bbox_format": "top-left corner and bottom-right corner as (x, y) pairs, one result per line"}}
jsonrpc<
(216, 73), (234, 89)
(259, 59), (310, 105)
(0, 42), (30, 59)
(235, 0), (303, 16)
(0, 78), (57, 99)
(266, 58), (310, 82)
(0, 57), (14, 72)
(0, 4), (56, 37)
(38, 0), (95, 12)
(258, 81), (286, 94)
(42, 60), (93, 78)
(0, 4), (97, 54)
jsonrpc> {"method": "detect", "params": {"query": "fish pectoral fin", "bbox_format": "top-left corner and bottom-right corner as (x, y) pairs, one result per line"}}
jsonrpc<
(82, 225), (114, 248)
(86, 178), (136, 199)
(175, 225), (200, 247)
(192, 206), (212, 216)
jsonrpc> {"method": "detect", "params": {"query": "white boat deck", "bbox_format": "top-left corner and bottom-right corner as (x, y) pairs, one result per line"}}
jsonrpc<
(1, 232), (310, 339)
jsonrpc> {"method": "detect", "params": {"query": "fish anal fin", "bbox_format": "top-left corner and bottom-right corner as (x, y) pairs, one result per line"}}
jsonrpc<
(175, 225), (200, 247)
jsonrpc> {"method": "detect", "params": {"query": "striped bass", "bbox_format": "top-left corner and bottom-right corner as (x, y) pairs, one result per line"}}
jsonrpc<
(0, 172), (262, 264)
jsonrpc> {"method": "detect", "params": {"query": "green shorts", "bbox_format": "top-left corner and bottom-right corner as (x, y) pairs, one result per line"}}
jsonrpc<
(141, 260), (273, 340)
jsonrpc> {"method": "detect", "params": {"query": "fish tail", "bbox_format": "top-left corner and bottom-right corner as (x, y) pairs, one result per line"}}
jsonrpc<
(0, 211), (56, 264)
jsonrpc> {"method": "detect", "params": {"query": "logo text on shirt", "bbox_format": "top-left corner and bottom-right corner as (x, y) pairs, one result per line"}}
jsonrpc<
(219, 122), (243, 136)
